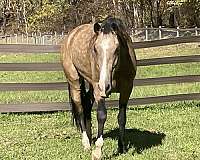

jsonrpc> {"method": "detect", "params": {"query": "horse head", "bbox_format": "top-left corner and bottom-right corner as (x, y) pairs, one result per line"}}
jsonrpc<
(93, 21), (120, 98)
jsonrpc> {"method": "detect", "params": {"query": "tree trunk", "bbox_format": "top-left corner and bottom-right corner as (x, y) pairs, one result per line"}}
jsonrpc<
(169, 12), (175, 27)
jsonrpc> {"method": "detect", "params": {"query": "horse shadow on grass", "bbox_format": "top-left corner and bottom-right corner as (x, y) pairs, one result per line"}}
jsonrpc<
(103, 128), (166, 157)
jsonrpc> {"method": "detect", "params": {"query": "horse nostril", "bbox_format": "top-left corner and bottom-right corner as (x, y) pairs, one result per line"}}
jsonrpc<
(105, 84), (112, 96)
(106, 84), (110, 91)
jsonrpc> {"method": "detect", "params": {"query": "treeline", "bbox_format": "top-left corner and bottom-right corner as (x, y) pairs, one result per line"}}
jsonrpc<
(0, 0), (200, 34)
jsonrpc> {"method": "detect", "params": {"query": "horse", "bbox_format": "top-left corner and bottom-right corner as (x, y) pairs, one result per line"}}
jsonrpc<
(61, 16), (137, 160)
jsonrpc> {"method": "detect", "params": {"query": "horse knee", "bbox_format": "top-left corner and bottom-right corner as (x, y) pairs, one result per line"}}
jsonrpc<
(70, 89), (83, 111)
(96, 99), (107, 123)
(71, 91), (81, 102)
(118, 119), (126, 127)
(97, 110), (107, 123)
(118, 113), (126, 127)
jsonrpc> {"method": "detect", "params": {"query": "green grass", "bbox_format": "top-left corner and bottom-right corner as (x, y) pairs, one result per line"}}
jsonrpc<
(137, 63), (200, 78)
(0, 71), (65, 83)
(136, 43), (200, 59)
(0, 102), (200, 159)
(0, 43), (199, 159)
(0, 53), (59, 63)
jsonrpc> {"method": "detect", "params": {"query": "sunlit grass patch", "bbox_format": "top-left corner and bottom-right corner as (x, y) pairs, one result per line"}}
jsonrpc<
(0, 53), (59, 63)
(0, 102), (200, 159)
(136, 43), (200, 59)
(0, 91), (68, 104)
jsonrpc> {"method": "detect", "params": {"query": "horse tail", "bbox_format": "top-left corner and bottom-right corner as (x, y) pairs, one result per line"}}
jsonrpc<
(79, 77), (88, 126)
(68, 75), (94, 132)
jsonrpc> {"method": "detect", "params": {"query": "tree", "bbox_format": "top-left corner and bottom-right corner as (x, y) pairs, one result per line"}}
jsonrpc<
(179, 0), (200, 27)
(1, 0), (200, 34)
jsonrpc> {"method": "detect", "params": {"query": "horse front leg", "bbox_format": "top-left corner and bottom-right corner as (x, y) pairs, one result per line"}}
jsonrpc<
(118, 102), (127, 154)
(63, 61), (91, 151)
(118, 80), (133, 154)
(92, 98), (107, 160)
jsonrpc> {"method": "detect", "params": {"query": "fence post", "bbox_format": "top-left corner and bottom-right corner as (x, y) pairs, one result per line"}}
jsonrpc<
(5, 35), (7, 44)
(159, 26), (162, 39)
(10, 35), (12, 43)
(54, 31), (57, 44)
(50, 34), (52, 45)
(15, 34), (18, 44)
(26, 33), (29, 44)
(195, 26), (198, 36)
(145, 26), (148, 41)
(35, 32), (37, 44)
(31, 33), (34, 44)
(39, 32), (42, 44)
(21, 34), (24, 43)
(42, 35), (45, 45)
(176, 26), (180, 37)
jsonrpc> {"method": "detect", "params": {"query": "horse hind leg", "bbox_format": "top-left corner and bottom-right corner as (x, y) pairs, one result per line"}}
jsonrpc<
(86, 90), (95, 144)
(69, 83), (91, 151)
(80, 78), (94, 145)
(63, 60), (91, 150)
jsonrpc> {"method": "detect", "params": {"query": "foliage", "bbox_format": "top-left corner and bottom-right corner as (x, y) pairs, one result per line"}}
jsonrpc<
(179, 0), (200, 27)
(28, 3), (67, 32)
(1, 0), (200, 33)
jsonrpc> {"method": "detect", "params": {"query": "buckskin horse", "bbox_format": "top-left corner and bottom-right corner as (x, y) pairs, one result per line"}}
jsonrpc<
(61, 17), (137, 160)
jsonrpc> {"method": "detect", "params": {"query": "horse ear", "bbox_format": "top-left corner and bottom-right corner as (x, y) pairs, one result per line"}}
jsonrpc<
(94, 22), (101, 34)
(111, 23), (118, 32)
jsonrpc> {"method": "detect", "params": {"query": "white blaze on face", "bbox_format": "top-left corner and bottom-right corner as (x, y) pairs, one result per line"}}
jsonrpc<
(98, 34), (111, 97)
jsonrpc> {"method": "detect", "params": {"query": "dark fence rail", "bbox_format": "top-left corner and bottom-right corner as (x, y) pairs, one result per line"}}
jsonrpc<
(133, 36), (200, 49)
(0, 75), (199, 91)
(0, 93), (199, 113)
(0, 55), (199, 71)
(0, 44), (60, 53)
(0, 35), (199, 112)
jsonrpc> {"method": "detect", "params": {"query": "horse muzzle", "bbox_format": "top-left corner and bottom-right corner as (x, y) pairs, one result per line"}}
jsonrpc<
(98, 83), (112, 98)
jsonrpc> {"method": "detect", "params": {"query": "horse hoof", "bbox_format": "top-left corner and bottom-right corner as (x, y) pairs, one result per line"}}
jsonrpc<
(82, 131), (91, 151)
(84, 146), (91, 151)
(92, 149), (101, 160)
(83, 141), (91, 151)
(118, 147), (127, 154)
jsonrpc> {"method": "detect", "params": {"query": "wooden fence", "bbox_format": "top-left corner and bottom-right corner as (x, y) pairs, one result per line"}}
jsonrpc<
(0, 32), (64, 45)
(1, 26), (200, 45)
(0, 36), (200, 112)
(132, 26), (200, 41)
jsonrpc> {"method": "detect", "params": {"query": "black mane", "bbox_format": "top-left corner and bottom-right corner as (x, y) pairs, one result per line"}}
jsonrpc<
(100, 16), (125, 34)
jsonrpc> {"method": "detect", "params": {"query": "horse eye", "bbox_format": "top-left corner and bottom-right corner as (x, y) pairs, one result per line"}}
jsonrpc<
(115, 47), (120, 54)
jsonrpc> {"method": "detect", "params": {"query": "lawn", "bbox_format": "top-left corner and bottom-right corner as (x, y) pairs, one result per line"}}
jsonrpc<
(0, 102), (200, 160)
(0, 43), (199, 159)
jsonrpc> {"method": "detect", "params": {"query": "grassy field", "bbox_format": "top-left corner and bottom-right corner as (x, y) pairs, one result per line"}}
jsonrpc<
(0, 102), (200, 160)
(0, 43), (199, 159)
